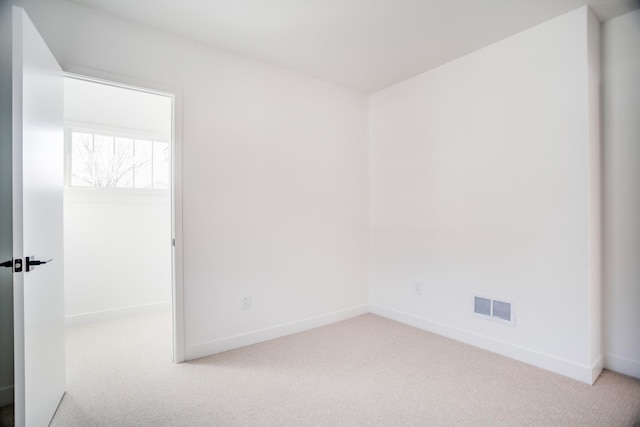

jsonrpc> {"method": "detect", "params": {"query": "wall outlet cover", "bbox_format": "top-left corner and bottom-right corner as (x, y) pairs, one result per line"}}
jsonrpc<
(242, 294), (252, 310)
(414, 282), (423, 295)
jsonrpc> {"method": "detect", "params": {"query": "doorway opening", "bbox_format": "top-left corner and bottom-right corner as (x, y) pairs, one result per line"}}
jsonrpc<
(62, 74), (182, 362)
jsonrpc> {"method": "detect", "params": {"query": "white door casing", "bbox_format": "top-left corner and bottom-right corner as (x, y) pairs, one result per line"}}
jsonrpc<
(12, 6), (65, 426)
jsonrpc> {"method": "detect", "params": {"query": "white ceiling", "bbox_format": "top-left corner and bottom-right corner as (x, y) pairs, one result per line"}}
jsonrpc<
(71, 0), (637, 94)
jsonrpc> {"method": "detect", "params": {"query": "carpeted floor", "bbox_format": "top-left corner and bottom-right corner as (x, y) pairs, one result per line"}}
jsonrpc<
(51, 311), (640, 426)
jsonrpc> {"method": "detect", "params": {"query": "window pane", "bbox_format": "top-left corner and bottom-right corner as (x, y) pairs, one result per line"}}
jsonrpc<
(153, 141), (169, 189)
(93, 134), (115, 187)
(114, 137), (134, 188)
(69, 131), (170, 190)
(70, 132), (94, 187)
(134, 139), (153, 188)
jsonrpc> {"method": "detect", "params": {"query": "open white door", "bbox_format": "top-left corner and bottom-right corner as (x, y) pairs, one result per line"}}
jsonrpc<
(12, 6), (65, 427)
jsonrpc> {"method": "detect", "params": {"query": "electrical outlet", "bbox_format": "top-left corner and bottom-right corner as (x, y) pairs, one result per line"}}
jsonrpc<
(241, 294), (252, 310)
(414, 282), (423, 295)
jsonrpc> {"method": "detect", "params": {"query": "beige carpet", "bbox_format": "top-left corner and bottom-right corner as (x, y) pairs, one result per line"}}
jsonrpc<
(51, 311), (640, 426)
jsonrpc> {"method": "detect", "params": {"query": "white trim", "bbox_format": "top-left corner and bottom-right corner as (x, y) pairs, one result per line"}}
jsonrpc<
(170, 81), (185, 363)
(369, 303), (601, 384)
(184, 305), (369, 361)
(62, 65), (186, 363)
(65, 121), (169, 143)
(63, 124), (70, 186)
(64, 68), (174, 98)
(64, 186), (169, 202)
(586, 5), (603, 385)
(65, 301), (170, 326)
(0, 384), (14, 407)
(605, 353), (640, 379)
(12, 7), (26, 426)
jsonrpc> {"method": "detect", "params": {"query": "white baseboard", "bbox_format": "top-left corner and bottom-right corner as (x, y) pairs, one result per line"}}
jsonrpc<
(0, 384), (13, 407)
(605, 353), (640, 379)
(369, 303), (600, 385)
(185, 304), (369, 361)
(65, 301), (170, 326)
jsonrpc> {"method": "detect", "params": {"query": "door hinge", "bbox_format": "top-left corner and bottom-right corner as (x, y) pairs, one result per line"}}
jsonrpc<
(172, 238), (176, 247)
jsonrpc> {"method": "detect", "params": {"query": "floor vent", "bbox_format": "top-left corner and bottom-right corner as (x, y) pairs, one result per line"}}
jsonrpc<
(473, 295), (515, 325)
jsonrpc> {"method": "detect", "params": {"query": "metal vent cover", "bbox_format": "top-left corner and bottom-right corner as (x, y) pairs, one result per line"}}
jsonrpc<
(473, 295), (515, 326)
(474, 296), (491, 316)
(492, 300), (512, 322)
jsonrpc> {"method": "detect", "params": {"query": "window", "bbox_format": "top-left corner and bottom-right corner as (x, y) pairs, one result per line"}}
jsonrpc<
(69, 130), (169, 189)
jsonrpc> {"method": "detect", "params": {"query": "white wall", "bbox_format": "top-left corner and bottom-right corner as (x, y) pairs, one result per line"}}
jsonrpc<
(63, 189), (171, 322)
(602, 9), (640, 379)
(16, 0), (369, 356)
(65, 77), (172, 136)
(369, 7), (601, 383)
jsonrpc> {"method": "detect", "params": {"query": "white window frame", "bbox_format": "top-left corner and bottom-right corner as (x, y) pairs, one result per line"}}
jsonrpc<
(64, 121), (170, 191)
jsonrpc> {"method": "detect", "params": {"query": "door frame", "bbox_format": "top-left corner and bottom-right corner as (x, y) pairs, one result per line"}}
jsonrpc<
(64, 66), (185, 363)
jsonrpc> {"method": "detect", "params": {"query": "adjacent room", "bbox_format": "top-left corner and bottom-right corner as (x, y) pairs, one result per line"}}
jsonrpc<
(1, 0), (639, 425)
(63, 77), (173, 328)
